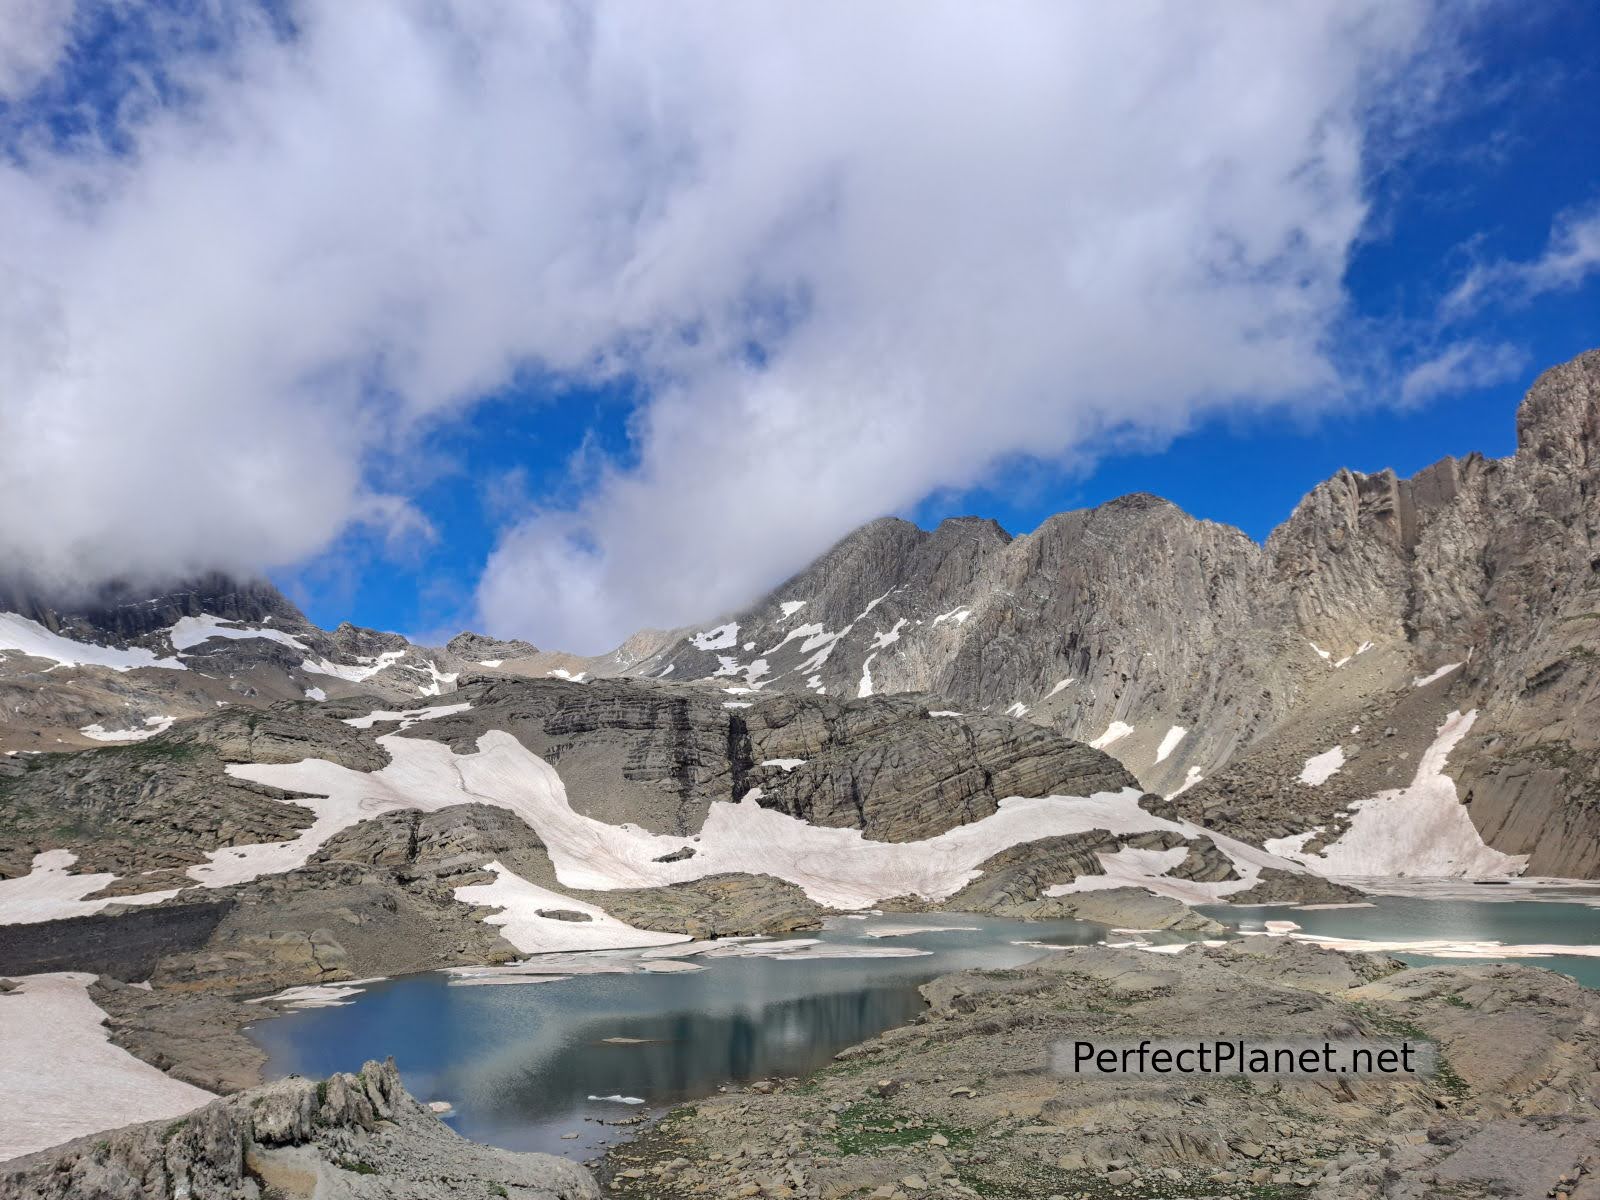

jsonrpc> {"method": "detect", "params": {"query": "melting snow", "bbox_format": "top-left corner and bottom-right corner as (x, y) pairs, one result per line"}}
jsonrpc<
(691, 623), (739, 651)
(416, 660), (460, 696)
(479, 659), (504, 668)
(547, 668), (588, 682)
(928, 710), (962, 718)
(870, 619), (907, 649)
(1271, 711), (1526, 877)
(857, 652), (878, 698)
(79, 715), (174, 742)
(304, 686), (327, 701)
(1412, 662), (1463, 688)
(1046, 678), (1074, 697)
(342, 701), (473, 730)
(452, 862), (688, 954)
(0, 973), (213, 1161)
(1089, 721), (1133, 750)
(932, 607), (972, 626)
(1308, 641), (1332, 661)
(169, 614), (308, 653)
(301, 649), (405, 683)
(779, 600), (807, 617)
(761, 759), (805, 771)
(0, 612), (186, 672)
(1155, 725), (1187, 763)
(1298, 746), (1345, 786)
(1006, 702), (1029, 719)
(0, 850), (180, 925)
(1167, 765), (1204, 798)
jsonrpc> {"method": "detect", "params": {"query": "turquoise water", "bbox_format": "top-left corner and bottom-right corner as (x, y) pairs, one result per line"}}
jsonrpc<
(248, 915), (1104, 1159)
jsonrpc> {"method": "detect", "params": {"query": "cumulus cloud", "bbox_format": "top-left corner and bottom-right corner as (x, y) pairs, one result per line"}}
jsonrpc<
(0, 2), (1450, 642)
(1398, 340), (1525, 406)
(1443, 200), (1600, 315)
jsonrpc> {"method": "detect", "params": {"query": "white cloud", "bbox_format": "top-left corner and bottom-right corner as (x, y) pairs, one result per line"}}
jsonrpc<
(1444, 200), (1600, 315)
(1399, 340), (1525, 406)
(0, 0), (76, 98)
(0, 2), (1448, 643)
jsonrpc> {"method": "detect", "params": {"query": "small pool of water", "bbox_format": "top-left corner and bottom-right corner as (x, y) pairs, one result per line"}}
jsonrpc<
(248, 914), (1107, 1159)
(1202, 894), (1600, 989)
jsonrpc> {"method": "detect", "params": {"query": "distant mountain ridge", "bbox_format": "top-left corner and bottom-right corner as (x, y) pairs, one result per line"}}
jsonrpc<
(623, 348), (1600, 876)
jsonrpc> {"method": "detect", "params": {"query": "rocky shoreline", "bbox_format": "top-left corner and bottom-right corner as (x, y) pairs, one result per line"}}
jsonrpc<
(595, 939), (1600, 1200)
(5, 931), (1598, 1199)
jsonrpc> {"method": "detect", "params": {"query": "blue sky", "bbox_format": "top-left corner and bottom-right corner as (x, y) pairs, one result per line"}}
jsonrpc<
(1, 3), (1596, 650)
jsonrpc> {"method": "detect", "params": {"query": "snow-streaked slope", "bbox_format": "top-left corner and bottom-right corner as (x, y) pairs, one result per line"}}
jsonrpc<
(1268, 710), (1527, 878)
(168, 614), (308, 653)
(0, 612), (185, 672)
(0, 850), (181, 925)
(0, 972), (213, 1161)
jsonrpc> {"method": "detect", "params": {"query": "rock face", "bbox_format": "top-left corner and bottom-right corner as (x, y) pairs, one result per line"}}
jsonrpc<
(633, 350), (1600, 876)
(0, 1058), (600, 1200)
(604, 941), (1600, 1200)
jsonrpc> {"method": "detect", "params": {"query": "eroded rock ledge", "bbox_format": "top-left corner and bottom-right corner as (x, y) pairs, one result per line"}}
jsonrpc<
(0, 1059), (599, 1200)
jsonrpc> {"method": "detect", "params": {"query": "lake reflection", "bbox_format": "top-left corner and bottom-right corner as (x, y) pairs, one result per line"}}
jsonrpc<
(249, 914), (1105, 1158)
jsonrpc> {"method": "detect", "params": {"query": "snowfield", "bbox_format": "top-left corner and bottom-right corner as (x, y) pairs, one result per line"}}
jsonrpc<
(0, 973), (213, 1161)
(168, 613), (308, 653)
(0, 850), (180, 925)
(0, 612), (185, 672)
(1267, 710), (1526, 878)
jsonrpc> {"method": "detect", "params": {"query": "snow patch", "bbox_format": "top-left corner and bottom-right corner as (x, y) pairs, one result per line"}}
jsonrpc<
(0, 973), (213, 1161)
(1308, 641), (1332, 661)
(1089, 721), (1133, 750)
(0, 612), (186, 672)
(479, 659), (504, 668)
(1412, 662), (1463, 688)
(452, 862), (688, 954)
(857, 652), (878, 698)
(761, 758), (805, 771)
(932, 606), (972, 626)
(79, 715), (174, 742)
(301, 649), (405, 683)
(1274, 711), (1526, 877)
(169, 614), (308, 653)
(547, 668), (588, 682)
(1046, 678), (1074, 697)
(0, 850), (180, 925)
(692, 623), (739, 651)
(1298, 746), (1345, 786)
(304, 686), (327, 701)
(1006, 702), (1029, 718)
(342, 701), (472, 730)
(1155, 725), (1187, 763)
(870, 619), (907, 650)
(1167, 765), (1203, 798)
(779, 600), (807, 618)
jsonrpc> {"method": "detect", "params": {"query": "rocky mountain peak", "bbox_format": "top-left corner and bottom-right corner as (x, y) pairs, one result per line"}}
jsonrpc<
(1515, 347), (1600, 467)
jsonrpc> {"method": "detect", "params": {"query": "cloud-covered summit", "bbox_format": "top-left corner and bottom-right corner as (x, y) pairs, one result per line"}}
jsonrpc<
(0, 2), (1470, 647)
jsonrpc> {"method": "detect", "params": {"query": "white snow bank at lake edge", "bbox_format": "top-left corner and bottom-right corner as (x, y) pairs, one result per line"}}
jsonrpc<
(0, 973), (213, 1161)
